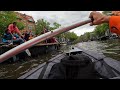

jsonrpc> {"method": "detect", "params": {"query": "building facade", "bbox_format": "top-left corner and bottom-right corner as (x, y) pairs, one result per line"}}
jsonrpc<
(15, 12), (35, 34)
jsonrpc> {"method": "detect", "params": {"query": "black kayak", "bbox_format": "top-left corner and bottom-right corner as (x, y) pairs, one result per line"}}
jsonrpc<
(18, 47), (120, 79)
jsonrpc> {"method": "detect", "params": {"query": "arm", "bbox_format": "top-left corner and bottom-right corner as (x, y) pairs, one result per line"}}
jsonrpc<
(8, 24), (12, 33)
(89, 11), (110, 25)
(89, 11), (120, 35)
(15, 27), (24, 38)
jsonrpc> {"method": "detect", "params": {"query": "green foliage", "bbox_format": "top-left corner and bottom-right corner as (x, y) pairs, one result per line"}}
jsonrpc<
(75, 32), (91, 42)
(35, 19), (48, 35)
(0, 11), (25, 36)
(94, 23), (109, 37)
(17, 22), (25, 30)
(53, 22), (61, 29)
(64, 32), (78, 42)
(0, 11), (17, 35)
(35, 19), (61, 35)
(102, 11), (112, 15)
(35, 18), (78, 43)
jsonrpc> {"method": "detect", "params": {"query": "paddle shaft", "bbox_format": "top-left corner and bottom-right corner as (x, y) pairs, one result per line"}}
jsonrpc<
(0, 19), (92, 63)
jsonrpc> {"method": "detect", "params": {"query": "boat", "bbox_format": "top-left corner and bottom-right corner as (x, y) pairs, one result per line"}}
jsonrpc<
(0, 19), (92, 63)
(18, 47), (120, 79)
(0, 42), (60, 62)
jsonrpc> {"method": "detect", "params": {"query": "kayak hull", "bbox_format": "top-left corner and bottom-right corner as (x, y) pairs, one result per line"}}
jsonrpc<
(18, 47), (120, 79)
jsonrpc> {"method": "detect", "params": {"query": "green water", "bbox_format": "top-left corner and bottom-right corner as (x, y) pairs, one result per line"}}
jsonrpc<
(0, 50), (63, 79)
(76, 39), (120, 61)
(0, 39), (119, 79)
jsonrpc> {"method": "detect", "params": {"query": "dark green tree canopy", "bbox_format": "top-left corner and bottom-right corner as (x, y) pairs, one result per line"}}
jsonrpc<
(35, 19), (61, 35)
(0, 11), (25, 36)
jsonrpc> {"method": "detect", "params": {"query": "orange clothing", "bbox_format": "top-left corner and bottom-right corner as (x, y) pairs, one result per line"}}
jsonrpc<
(29, 36), (33, 40)
(8, 24), (20, 34)
(109, 16), (120, 35)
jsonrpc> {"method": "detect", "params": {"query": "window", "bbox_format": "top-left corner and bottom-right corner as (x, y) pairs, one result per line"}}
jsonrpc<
(28, 18), (33, 22)
(28, 25), (33, 30)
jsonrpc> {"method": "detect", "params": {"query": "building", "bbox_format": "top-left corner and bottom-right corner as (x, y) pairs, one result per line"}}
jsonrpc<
(15, 12), (35, 34)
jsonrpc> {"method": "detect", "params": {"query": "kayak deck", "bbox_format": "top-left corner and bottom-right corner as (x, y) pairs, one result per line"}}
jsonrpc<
(18, 47), (120, 79)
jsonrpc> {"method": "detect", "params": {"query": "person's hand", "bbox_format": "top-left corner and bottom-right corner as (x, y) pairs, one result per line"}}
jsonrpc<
(89, 11), (110, 26)
(21, 35), (24, 39)
(13, 37), (16, 40)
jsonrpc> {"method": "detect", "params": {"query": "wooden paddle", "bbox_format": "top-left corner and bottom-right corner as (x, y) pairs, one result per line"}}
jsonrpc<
(0, 19), (92, 63)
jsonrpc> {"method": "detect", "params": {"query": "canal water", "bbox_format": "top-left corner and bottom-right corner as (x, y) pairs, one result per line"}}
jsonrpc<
(76, 39), (120, 61)
(0, 39), (120, 79)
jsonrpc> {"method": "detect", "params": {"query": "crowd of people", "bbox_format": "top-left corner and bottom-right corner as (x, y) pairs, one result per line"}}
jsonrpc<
(41, 28), (58, 43)
(2, 22), (58, 45)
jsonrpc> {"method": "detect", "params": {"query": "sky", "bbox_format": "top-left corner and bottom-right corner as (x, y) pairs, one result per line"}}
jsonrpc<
(18, 11), (102, 36)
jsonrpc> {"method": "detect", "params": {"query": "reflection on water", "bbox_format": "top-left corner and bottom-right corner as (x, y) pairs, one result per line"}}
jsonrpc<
(76, 39), (120, 61)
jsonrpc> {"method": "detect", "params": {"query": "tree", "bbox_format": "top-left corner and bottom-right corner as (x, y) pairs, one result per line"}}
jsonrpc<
(0, 11), (25, 36)
(17, 22), (25, 30)
(35, 19), (49, 35)
(35, 18), (61, 35)
(0, 11), (17, 35)
(91, 11), (111, 38)
(102, 11), (112, 15)
(53, 22), (61, 29)
(64, 32), (78, 42)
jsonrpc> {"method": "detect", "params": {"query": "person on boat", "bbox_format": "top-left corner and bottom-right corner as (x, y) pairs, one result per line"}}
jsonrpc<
(24, 30), (30, 41)
(2, 28), (24, 45)
(89, 11), (120, 35)
(8, 22), (24, 38)
(7, 22), (25, 44)
(2, 28), (13, 44)
(29, 34), (34, 40)
(41, 28), (57, 43)
(2, 23), (31, 56)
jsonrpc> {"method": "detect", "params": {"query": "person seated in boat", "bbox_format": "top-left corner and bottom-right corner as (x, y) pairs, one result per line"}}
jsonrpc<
(50, 37), (58, 43)
(89, 11), (120, 36)
(41, 28), (52, 43)
(2, 28), (13, 44)
(29, 34), (34, 40)
(2, 28), (24, 45)
(24, 30), (30, 41)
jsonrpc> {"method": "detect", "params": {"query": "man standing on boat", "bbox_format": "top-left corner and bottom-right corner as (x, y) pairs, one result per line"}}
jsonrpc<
(89, 11), (120, 36)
